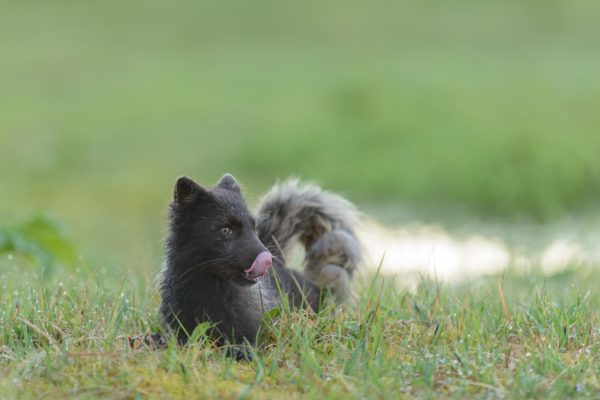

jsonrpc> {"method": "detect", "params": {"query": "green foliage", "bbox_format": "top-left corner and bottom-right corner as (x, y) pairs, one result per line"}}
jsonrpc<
(0, 214), (76, 275)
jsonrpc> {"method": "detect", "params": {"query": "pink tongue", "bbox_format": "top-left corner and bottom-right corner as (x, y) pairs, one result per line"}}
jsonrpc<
(245, 251), (273, 278)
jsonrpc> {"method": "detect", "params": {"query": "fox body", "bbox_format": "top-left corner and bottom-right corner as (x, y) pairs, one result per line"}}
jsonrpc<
(159, 174), (361, 346)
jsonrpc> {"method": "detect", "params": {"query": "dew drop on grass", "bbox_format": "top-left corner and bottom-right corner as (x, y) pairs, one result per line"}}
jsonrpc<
(7, 254), (13, 260)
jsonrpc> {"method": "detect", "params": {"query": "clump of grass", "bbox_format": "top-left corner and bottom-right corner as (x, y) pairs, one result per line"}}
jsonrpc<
(1, 257), (598, 398)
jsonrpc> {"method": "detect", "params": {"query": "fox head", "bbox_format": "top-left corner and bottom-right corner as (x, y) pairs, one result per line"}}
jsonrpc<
(167, 174), (272, 286)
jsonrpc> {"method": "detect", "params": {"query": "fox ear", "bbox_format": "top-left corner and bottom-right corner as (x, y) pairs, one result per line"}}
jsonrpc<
(174, 176), (205, 204)
(217, 173), (241, 193)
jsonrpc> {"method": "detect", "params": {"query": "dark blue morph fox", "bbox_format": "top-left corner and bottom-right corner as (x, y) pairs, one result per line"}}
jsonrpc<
(159, 174), (361, 349)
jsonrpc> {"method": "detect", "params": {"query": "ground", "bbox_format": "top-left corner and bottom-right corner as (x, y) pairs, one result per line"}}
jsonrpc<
(1, 260), (599, 399)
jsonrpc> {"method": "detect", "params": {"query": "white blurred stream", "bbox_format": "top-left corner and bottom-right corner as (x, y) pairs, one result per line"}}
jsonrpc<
(357, 216), (600, 282)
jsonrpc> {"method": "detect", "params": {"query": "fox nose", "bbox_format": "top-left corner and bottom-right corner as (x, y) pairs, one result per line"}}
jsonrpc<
(244, 251), (273, 278)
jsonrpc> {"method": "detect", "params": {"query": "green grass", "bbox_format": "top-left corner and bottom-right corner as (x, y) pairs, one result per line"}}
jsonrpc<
(1, 252), (599, 398)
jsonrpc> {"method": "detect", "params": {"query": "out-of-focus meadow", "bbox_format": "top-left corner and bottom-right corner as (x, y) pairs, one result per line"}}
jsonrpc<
(2, 0), (600, 271)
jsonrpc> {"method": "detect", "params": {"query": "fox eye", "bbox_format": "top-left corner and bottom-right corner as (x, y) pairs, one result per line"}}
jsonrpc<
(220, 227), (233, 236)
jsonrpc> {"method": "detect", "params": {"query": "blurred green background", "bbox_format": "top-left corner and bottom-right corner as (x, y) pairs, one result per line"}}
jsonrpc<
(1, 0), (599, 269)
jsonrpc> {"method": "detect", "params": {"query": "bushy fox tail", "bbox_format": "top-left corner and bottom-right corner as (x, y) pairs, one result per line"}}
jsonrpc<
(256, 179), (362, 300)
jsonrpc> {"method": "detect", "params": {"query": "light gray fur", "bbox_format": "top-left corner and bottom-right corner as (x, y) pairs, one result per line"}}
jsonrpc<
(256, 179), (362, 301)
